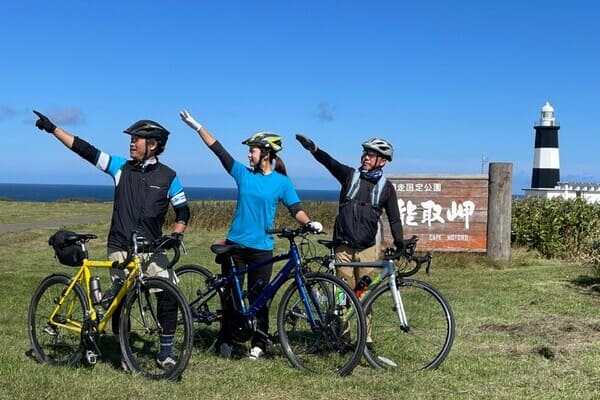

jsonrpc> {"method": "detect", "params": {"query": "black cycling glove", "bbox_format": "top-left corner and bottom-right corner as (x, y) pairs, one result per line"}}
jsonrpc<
(295, 134), (317, 152)
(33, 110), (57, 133)
(156, 233), (183, 250)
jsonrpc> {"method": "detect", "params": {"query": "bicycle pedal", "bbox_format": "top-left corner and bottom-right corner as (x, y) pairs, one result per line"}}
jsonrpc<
(43, 326), (57, 337)
(85, 350), (98, 365)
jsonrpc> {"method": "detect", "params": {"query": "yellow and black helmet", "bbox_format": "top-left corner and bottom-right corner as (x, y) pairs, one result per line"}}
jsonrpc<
(242, 131), (282, 152)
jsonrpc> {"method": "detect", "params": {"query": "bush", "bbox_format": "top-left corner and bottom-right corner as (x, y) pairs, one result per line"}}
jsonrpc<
(512, 197), (600, 265)
(165, 200), (338, 232)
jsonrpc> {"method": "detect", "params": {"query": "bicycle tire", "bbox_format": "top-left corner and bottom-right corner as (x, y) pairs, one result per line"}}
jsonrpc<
(277, 272), (366, 376)
(119, 277), (193, 381)
(362, 278), (455, 371)
(175, 264), (224, 352)
(28, 273), (88, 365)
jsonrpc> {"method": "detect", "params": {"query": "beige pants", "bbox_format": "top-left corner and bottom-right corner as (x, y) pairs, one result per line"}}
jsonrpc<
(108, 248), (178, 285)
(335, 244), (377, 344)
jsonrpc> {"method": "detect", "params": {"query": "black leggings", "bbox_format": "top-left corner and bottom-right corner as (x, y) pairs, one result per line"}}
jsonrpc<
(219, 242), (273, 350)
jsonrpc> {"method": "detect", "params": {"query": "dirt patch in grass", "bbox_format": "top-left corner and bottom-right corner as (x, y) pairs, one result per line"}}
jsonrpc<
(474, 318), (600, 359)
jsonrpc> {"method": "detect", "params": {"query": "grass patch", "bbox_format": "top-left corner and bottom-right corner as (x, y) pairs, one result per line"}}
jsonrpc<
(1, 201), (600, 399)
(0, 200), (112, 224)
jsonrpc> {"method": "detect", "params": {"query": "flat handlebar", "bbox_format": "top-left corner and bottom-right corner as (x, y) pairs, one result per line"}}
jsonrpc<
(267, 226), (325, 240)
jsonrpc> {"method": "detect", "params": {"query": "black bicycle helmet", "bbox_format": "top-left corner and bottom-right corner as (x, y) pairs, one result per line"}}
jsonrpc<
(361, 137), (394, 161)
(123, 120), (170, 147)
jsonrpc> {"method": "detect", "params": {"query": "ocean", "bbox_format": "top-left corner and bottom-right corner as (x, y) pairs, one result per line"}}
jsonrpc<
(0, 183), (339, 202)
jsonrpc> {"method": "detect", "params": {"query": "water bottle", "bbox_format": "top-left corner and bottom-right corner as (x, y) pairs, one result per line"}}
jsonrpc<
(335, 278), (347, 307)
(354, 275), (372, 298)
(100, 277), (124, 309)
(90, 276), (102, 305)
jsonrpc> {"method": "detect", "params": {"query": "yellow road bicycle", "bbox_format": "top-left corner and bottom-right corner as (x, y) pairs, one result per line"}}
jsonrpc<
(27, 230), (193, 381)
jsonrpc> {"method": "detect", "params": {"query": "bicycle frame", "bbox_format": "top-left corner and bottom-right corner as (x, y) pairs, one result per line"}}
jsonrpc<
(334, 259), (408, 328)
(46, 231), (175, 337)
(48, 254), (142, 335)
(189, 235), (324, 329)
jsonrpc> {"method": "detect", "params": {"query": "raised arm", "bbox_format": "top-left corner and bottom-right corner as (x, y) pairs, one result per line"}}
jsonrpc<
(33, 110), (75, 149)
(180, 109), (235, 172)
(180, 110), (216, 147)
(296, 134), (354, 185)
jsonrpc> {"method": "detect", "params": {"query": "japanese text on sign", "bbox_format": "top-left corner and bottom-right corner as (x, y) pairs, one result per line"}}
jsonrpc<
(398, 199), (476, 230)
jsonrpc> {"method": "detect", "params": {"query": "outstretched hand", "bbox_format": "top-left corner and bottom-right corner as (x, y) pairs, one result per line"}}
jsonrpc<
(33, 110), (57, 133)
(295, 134), (317, 153)
(180, 110), (203, 132)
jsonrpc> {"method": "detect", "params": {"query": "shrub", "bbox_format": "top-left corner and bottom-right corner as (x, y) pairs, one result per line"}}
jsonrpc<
(512, 197), (600, 263)
(164, 200), (338, 232)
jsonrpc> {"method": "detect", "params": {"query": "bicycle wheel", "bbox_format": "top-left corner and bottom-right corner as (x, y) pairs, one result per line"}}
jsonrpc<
(119, 277), (193, 381)
(362, 278), (455, 371)
(277, 272), (366, 376)
(28, 273), (88, 365)
(175, 264), (224, 351)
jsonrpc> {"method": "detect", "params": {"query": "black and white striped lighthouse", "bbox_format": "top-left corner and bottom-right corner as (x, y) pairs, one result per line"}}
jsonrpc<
(531, 101), (560, 189)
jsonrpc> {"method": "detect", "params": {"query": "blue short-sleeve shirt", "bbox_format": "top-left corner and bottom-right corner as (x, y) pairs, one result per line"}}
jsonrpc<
(227, 160), (300, 250)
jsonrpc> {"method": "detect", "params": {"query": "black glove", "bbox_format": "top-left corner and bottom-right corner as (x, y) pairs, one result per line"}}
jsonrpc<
(295, 134), (317, 152)
(394, 241), (405, 254)
(156, 233), (182, 250)
(33, 110), (57, 133)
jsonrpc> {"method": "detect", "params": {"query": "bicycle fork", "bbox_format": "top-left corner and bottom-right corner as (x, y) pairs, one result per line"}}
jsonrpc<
(388, 274), (409, 333)
(136, 281), (163, 335)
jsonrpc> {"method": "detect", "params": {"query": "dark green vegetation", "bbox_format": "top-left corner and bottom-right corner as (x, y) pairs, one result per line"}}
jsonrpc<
(1, 200), (599, 399)
(512, 197), (600, 271)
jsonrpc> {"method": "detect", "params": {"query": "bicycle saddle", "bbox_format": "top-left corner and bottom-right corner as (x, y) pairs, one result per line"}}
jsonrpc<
(317, 239), (349, 250)
(210, 243), (247, 255)
(63, 232), (98, 245)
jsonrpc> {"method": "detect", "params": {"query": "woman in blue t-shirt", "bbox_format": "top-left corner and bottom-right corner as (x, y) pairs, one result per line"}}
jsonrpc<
(180, 110), (322, 360)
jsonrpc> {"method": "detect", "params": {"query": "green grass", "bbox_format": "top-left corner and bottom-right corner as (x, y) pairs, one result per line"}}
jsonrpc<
(1, 201), (600, 399)
(0, 200), (112, 224)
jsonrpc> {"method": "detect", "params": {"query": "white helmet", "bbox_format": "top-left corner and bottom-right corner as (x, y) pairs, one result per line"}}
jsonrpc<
(362, 138), (394, 161)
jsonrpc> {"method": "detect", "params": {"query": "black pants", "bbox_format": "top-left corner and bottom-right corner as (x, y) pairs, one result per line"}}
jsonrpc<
(218, 241), (273, 350)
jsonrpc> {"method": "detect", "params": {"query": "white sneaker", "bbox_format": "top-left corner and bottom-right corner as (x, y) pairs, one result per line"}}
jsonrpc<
(248, 346), (265, 360)
(219, 342), (233, 358)
(156, 355), (177, 369)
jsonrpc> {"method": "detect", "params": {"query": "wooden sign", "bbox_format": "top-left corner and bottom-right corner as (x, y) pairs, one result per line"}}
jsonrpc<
(379, 174), (488, 252)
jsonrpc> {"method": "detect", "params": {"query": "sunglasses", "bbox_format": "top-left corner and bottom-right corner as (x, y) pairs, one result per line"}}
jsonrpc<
(361, 151), (380, 159)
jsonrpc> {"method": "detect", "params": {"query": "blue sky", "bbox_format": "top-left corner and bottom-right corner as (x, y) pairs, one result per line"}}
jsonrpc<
(1, 1), (599, 194)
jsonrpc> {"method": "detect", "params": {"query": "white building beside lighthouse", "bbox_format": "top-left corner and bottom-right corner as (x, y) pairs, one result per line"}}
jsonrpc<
(524, 102), (600, 203)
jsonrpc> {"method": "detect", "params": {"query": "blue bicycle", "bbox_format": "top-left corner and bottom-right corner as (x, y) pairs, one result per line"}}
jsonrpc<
(175, 226), (367, 376)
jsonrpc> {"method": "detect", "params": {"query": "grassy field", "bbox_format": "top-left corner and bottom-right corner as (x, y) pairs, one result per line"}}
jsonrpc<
(1, 201), (599, 399)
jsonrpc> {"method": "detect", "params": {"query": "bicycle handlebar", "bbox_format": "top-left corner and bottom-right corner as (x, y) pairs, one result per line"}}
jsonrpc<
(106, 231), (181, 270)
(397, 252), (432, 277)
(306, 234), (433, 277)
(267, 225), (326, 240)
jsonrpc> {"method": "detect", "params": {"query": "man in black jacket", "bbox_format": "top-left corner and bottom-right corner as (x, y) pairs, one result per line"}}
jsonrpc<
(34, 110), (190, 369)
(296, 134), (404, 348)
